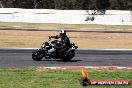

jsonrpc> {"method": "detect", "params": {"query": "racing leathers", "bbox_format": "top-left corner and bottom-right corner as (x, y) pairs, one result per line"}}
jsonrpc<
(49, 35), (70, 53)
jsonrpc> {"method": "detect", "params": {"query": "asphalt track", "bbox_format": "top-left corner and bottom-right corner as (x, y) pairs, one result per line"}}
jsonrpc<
(0, 49), (132, 68)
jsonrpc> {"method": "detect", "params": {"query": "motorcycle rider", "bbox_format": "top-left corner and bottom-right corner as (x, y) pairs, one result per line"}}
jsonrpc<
(49, 30), (70, 54)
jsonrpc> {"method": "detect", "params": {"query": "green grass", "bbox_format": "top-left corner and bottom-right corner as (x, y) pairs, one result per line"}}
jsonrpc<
(0, 68), (131, 88)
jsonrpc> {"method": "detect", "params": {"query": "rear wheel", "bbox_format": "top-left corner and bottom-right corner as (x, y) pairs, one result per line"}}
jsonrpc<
(63, 51), (75, 61)
(32, 50), (44, 61)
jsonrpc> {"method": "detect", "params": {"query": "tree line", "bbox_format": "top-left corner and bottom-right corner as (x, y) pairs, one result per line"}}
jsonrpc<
(0, 0), (132, 10)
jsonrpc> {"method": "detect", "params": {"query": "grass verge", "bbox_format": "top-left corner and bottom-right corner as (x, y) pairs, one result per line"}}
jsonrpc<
(0, 22), (132, 31)
(1, 22), (132, 49)
(0, 68), (131, 88)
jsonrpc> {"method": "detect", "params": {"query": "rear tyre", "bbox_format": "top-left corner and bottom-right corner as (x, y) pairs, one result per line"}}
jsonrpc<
(63, 51), (75, 61)
(32, 50), (44, 61)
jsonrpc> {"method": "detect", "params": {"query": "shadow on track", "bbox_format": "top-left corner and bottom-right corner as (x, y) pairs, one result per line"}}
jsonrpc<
(37, 59), (82, 62)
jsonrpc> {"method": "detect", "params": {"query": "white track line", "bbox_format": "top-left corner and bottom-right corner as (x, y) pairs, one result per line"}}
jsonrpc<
(39, 66), (132, 70)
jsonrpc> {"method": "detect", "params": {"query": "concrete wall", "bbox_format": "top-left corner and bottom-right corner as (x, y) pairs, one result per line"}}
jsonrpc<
(0, 8), (132, 25)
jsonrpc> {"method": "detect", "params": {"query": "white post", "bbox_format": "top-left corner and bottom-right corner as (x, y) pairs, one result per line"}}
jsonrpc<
(130, 10), (132, 22)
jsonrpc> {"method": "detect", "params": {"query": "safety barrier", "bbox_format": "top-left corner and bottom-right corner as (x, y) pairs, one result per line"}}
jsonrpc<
(0, 8), (132, 24)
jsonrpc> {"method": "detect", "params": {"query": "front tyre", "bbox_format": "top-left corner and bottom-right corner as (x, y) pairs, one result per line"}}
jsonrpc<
(32, 50), (44, 61)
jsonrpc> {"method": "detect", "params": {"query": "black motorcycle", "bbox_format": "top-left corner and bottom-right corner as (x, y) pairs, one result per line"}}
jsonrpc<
(32, 39), (78, 61)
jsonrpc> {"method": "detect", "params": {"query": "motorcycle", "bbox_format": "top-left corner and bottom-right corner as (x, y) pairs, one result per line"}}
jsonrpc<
(32, 38), (78, 61)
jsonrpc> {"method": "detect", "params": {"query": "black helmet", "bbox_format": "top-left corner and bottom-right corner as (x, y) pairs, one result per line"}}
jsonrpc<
(60, 30), (66, 36)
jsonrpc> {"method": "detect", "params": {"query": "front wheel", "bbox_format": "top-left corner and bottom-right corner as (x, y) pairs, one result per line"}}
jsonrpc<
(32, 50), (44, 61)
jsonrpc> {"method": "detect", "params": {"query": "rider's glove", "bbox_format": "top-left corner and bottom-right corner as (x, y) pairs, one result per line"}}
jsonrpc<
(49, 36), (51, 39)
